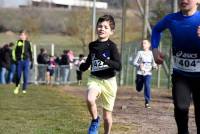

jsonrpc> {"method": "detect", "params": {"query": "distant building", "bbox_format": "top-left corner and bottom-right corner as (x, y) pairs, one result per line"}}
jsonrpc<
(0, 0), (108, 9)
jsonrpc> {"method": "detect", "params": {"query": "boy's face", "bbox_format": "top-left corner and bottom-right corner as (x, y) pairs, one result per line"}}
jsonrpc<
(178, 0), (199, 12)
(19, 33), (27, 41)
(142, 40), (150, 51)
(96, 21), (113, 41)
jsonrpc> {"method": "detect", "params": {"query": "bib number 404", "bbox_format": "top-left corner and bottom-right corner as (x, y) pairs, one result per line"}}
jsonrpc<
(178, 59), (196, 67)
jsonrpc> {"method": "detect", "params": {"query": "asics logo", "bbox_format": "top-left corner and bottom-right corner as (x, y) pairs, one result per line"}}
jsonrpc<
(176, 51), (197, 58)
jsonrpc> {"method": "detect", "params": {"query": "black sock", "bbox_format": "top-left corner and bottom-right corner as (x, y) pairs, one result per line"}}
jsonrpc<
(92, 117), (99, 122)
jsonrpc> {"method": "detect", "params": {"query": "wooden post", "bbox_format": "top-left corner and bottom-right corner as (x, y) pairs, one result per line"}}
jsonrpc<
(143, 0), (149, 39)
(92, 0), (96, 41)
(119, 0), (126, 86)
(167, 0), (178, 89)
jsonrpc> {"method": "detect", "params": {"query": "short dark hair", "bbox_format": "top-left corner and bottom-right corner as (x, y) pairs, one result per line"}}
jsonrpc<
(97, 15), (115, 30)
(40, 48), (45, 53)
(9, 42), (14, 47)
(19, 29), (29, 35)
(79, 54), (84, 58)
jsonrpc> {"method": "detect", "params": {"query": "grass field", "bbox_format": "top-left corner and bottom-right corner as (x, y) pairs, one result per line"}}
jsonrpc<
(0, 84), (132, 134)
(0, 84), (197, 134)
(0, 84), (89, 134)
(0, 33), (84, 55)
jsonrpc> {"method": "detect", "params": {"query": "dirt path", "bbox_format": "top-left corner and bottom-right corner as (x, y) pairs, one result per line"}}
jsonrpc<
(63, 86), (196, 134)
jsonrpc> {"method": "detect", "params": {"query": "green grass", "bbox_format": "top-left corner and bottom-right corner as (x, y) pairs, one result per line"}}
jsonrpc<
(0, 33), (83, 56)
(0, 84), (135, 134)
(0, 85), (88, 134)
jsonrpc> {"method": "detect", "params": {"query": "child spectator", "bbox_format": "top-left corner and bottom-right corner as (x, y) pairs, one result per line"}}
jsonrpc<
(74, 54), (85, 85)
(46, 56), (56, 85)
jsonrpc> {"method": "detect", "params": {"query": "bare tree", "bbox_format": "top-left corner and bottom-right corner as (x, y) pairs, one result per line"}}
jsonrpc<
(66, 9), (92, 53)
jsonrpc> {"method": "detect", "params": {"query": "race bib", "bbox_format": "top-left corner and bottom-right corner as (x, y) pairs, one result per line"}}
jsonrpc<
(91, 59), (109, 72)
(173, 56), (200, 72)
(143, 62), (152, 72)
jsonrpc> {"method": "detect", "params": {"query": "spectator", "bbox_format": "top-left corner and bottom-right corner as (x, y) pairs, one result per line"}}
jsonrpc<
(37, 48), (49, 83)
(7, 42), (16, 84)
(60, 50), (70, 84)
(67, 50), (75, 70)
(54, 54), (61, 84)
(46, 56), (56, 85)
(0, 44), (12, 84)
(67, 50), (74, 63)
(74, 54), (85, 85)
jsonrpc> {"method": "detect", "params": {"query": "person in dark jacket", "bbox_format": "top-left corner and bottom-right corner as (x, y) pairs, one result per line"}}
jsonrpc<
(60, 50), (70, 84)
(7, 42), (16, 84)
(0, 44), (12, 84)
(37, 48), (49, 83)
(13, 30), (33, 94)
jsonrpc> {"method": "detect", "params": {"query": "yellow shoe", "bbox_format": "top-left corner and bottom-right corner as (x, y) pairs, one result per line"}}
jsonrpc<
(22, 90), (27, 94)
(14, 85), (20, 94)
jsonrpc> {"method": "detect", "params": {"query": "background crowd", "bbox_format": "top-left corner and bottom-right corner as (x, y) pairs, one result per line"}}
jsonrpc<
(0, 43), (85, 85)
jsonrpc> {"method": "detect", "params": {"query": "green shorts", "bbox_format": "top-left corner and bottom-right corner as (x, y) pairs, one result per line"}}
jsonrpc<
(87, 76), (118, 111)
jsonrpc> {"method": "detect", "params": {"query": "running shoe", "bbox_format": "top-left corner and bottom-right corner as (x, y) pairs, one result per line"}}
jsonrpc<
(145, 103), (151, 109)
(88, 116), (100, 134)
(14, 85), (20, 94)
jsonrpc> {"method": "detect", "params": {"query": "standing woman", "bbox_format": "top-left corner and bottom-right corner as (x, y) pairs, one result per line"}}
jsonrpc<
(13, 30), (33, 94)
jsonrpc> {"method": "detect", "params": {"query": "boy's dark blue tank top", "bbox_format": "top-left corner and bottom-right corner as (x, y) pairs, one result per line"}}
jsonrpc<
(151, 11), (200, 77)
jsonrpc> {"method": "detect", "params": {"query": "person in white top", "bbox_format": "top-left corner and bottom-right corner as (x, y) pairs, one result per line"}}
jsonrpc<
(74, 54), (85, 85)
(133, 40), (157, 108)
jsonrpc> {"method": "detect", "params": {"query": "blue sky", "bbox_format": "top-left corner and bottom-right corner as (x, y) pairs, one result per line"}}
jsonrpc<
(0, 0), (30, 7)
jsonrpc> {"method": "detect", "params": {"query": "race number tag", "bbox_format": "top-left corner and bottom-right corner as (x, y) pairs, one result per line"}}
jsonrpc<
(173, 56), (200, 72)
(91, 59), (109, 72)
(143, 62), (153, 72)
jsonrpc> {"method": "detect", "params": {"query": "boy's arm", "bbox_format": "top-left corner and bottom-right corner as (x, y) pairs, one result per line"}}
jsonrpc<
(79, 53), (91, 72)
(104, 44), (121, 71)
(198, 26), (200, 37)
(29, 42), (33, 69)
(133, 51), (141, 67)
(152, 52), (158, 69)
(30, 42), (33, 62)
(151, 16), (168, 64)
(12, 41), (18, 62)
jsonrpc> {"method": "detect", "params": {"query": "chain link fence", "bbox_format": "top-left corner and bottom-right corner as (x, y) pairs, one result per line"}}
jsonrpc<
(120, 42), (172, 89)
(29, 64), (77, 85)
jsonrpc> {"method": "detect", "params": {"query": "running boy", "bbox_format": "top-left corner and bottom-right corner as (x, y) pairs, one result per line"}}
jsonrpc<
(13, 30), (33, 94)
(151, 0), (200, 133)
(133, 40), (157, 108)
(79, 15), (121, 134)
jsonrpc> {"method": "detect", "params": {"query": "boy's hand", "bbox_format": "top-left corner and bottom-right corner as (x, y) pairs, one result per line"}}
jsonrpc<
(93, 47), (107, 62)
(152, 48), (164, 64)
(140, 63), (144, 71)
(95, 51), (107, 62)
(30, 62), (33, 69)
(197, 26), (200, 37)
